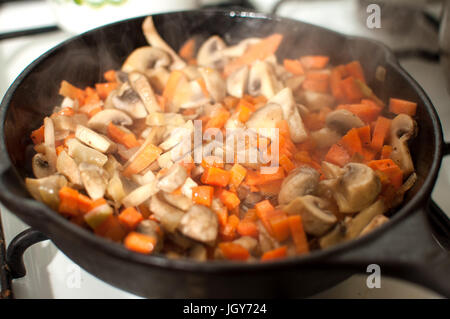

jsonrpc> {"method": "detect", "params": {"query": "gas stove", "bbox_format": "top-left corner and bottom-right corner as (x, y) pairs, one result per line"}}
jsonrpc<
(0, 0), (448, 298)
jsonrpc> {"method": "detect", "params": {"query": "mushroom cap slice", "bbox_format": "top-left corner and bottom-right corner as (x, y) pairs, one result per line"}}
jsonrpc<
(128, 72), (160, 114)
(333, 163), (381, 213)
(112, 85), (148, 119)
(142, 16), (186, 70)
(390, 114), (417, 175)
(359, 214), (389, 237)
(298, 90), (335, 111)
(326, 109), (364, 134)
(32, 153), (55, 179)
(283, 195), (337, 236)
(149, 194), (185, 233)
(122, 180), (159, 208)
(278, 167), (320, 205)
(199, 67), (226, 102)
(66, 139), (108, 167)
(75, 125), (116, 153)
(178, 205), (218, 244)
(122, 46), (171, 73)
(226, 65), (249, 98)
(87, 109), (132, 134)
(346, 199), (386, 239)
(197, 35), (228, 69)
(246, 102), (284, 139)
(79, 162), (109, 200)
(157, 163), (188, 193)
(247, 60), (279, 99)
(25, 175), (68, 210)
(310, 128), (341, 149)
(56, 150), (82, 185)
(268, 87), (308, 143)
(137, 219), (164, 252)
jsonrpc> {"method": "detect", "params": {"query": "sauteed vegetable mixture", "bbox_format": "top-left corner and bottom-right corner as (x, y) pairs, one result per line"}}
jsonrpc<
(26, 17), (418, 261)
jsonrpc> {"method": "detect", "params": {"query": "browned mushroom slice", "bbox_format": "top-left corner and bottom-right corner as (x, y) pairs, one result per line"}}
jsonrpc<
(359, 214), (389, 237)
(178, 205), (218, 244)
(122, 46), (171, 73)
(106, 171), (126, 204)
(189, 244), (208, 261)
(233, 236), (259, 256)
(142, 16), (186, 70)
(222, 38), (261, 58)
(333, 163), (381, 213)
(25, 175), (68, 210)
(122, 180), (159, 208)
(283, 195), (337, 236)
(128, 72), (160, 114)
(390, 114), (417, 176)
(32, 153), (54, 179)
(298, 90), (335, 111)
(87, 109), (133, 134)
(149, 194), (185, 233)
(345, 199), (386, 239)
(247, 60), (279, 99)
(66, 138), (108, 167)
(278, 167), (320, 205)
(325, 109), (364, 134)
(161, 192), (193, 211)
(321, 161), (345, 179)
(157, 163), (188, 193)
(79, 163), (109, 200)
(310, 128), (341, 149)
(226, 65), (249, 98)
(246, 102), (284, 140)
(75, 125), (116, 153)
(199, 67), (226, 102)
(56, 150), (82, 185)
(112, 84), (148, 119)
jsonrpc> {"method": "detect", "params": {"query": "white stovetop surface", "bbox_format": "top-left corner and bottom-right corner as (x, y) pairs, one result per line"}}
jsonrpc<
(0, 0), (448, 298)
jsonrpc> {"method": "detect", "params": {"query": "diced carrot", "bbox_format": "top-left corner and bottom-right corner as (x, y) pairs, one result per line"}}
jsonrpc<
(77, 193), (94, 214)
(340, 76), (364, 102)
(58, 187), (80, 216)
(269, 213), (290, 242)
(122, 143), (162, 177)
(55, 145), (65, 156)
(59, 80), (86, 105)
(104, 69), (117, 82)
(361, 148), (376, 162)
(340, 128), (363, 156)
(223, 34), (283, 76)
(219, 189), (241, 210)
(201, 167), (231, 187)
(196, 77), (210, 98)
(368, 159), (403, 188)
(371, 116), (391, 152)
(330, 67), (345, 101)
(276, 119), (291, 138)
(345, 61), (366, 83)
(138, 203), (152, 218)
(288, 215), (309, 254)
(212, 202), (228, 227)
(255, 200), (276, 235)
(357, 125), (371, 147)
(299, 55), (329, 69)
(302, 79), (329, 93)
(220, 215), (240, 241)
(205, 106), (230, 130)
(337, 103), (381, 124)
(162, 70), (186, 106)
(381, 145), (393, 159)
(178, 38), (196, 61)
(223, 96), (240, 109)
(201, 156), (224, 169)
(118, 207), (143, 230)
(283, 59), (305, 75)
(389, 98), (417, 116)
(229, 163), (247, 188)
(325, 144), (351, 167)
(95, 215), (126, 242)
(236, 99), (254, 123)
(279, 154), (295, 173)
(31, 125), (45, 144)
(124, 231), (156, 254)
(259, 167), (285, 185)
(237, 220), (259, 238)
(258, 179), (282, 195)
(192, 186), (214, 207)
(261, 246), (287, 261)
(107, 123), (140, 149)
(219, 242), (250, 261)
(95, 82), (118, 100)
(84, 87), (101, 105)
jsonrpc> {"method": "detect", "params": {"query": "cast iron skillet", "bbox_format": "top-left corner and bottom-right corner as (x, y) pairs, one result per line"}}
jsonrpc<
(0, 10), (449, 298)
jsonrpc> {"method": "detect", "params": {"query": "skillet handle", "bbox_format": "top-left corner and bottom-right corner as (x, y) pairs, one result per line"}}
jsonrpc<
(327, 202), (450, 298)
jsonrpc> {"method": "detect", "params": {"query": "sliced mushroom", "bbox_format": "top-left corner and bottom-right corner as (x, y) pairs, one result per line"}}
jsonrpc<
(180, 177), (198, 199)
(222, 38), (261, 58)
(247, 60), (279, 99)
(122, 46), (171, 73)
(56, 150), (82, 185)
(268, 87), (308, 143)
(122, 180), (159, 208)
(32, 153), (54, 178)
(390, 114), (417, 176)
(25, 175), (68, 210)
(326, 109), (364, 134)
(283, 195), (337, 236)
(359, 214), (389, 237)
(131, 169), (156, 186)
(285, 75), (305, 93)
(157, 163), (188, 193)
(161, 192), (193, 211)
(158, 120), (193, 151)
(226, 65), (249, 98)
(112, 84), (148, 119)
(197, 35), (228, 69)
(128, 72), (160, 113)
(246, 102), (284, 139)
(321, 161), (345, 179)
(66, 138), (108, 167)
(106, 171), (126, 204)
(257, 220), (279, 253)
(345, 199), (386, 239)
(278, 167), (320, 205)
(79, 162), (109, 200)
(333, 163), (381, 213)
(75, 125), (116, 153)
(298, 90), (335, 111)
(145, 67), (170, 93)
(43, 117), (57, 171)
(87, 109), (133, 134)
(142, 16), (186, 70)
(137, 219), (164, 253)
(189, 244), (208, 261)
(319, 221), (347, 249)
(199, 67), (226, 102)
(233, 236), (259, 256)
(310, 128), (341, 149)
(149, 194), (185, 233)
(178, 205), (218, 244)
(171, 80), (210, 111)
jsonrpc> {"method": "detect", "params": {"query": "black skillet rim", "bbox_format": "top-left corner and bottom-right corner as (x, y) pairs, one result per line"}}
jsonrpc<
(0, 9), (444, 274)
